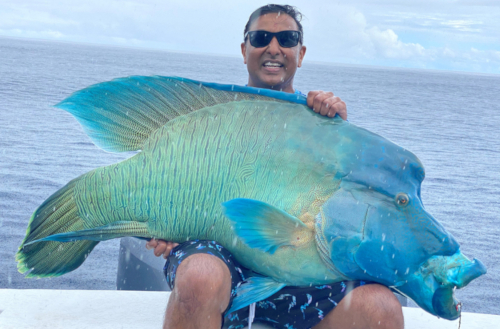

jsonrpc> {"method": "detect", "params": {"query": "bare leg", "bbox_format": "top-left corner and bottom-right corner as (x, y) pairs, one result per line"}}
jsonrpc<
(163, 254), (232, 329)
(312, 284), (404, 329)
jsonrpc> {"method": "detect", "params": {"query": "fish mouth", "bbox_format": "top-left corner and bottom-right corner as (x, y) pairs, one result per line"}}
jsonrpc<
(432, 284), (461, 320)
(424, 254), (486, 320)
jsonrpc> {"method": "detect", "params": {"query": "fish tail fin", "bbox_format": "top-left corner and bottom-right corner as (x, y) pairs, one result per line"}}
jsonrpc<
(16, 178), (98, 278)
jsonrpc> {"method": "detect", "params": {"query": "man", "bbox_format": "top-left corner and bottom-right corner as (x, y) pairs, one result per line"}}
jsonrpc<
(147, 4), (404, 329)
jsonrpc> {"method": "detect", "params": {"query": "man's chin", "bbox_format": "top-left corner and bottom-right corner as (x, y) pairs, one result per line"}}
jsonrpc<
(257, 77), (290, 91)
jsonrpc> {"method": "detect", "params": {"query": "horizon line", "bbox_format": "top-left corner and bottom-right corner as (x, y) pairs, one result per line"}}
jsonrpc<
(1, 34), (499, 78)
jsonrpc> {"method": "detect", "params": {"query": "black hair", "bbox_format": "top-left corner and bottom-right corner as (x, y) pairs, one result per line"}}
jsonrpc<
(244, 4), (304, 44)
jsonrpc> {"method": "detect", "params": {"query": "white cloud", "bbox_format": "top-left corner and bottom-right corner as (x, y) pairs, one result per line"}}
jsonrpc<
(0, 4), (78, 29)
(469, 48), (500, 62)
(442, 47), (456, 58)
(366, 27), (426, 59)
(440, 20), (483, 32)
(456, 0), (500, 6)
(304, 5), (427, 63)
(369, 12), (486, 36)
(299, 3), (500, 74)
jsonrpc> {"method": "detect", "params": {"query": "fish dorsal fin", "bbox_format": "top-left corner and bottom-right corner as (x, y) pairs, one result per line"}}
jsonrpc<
(55, 76), (307, 152)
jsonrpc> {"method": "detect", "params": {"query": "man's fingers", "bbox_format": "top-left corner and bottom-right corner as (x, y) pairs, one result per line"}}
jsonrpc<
(319, 97), (335, 116)
(145, 238), (158, 250)
(154, 241), (167, 257)
(155, 241), (178, 257)
(326, 99), (347, 120)
(317, 94), (338, 116)
(162, 242), (180, 259)
(307, 90), (321, 110)
(313, 92), (334, 114)
(307, 90), (347, 120)
(335, 103), (347, 120)
(147, 239), (179, 258)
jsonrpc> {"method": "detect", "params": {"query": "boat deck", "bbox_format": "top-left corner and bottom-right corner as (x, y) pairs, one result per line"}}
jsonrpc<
(1, 289), (498, 328)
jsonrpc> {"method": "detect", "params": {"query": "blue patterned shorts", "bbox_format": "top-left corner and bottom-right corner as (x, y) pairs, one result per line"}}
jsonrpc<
(164, 240), (370, 329)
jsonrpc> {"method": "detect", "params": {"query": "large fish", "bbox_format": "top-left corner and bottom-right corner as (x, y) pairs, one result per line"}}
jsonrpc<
(17, 76), (486, 320)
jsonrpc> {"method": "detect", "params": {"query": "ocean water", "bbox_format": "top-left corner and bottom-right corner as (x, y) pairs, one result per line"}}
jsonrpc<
(0, 37), (499, 315)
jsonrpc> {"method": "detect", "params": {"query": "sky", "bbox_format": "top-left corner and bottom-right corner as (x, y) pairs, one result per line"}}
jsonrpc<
(0, 0), (499, 74)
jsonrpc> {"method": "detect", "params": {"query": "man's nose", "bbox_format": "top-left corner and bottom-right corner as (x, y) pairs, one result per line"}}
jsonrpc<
(266, 37), (281, 55)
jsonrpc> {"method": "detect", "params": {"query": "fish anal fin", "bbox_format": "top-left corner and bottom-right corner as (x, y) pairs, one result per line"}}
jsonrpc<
(23, 221), (151, 245)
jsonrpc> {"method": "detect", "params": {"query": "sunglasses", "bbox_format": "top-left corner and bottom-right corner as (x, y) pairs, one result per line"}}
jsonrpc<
(244, 30), (302, 48)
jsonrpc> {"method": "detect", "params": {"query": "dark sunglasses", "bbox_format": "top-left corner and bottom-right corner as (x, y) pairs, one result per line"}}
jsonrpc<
(244, 30), (302, 48)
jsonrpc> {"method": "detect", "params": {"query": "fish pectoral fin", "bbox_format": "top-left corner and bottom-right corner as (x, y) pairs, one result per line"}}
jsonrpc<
(23, 221), (151, 245)
(222, 198), (312, 254)
(226, 276), (286, 314)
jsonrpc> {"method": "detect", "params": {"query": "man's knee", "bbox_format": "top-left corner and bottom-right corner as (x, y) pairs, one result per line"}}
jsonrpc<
(172, 254), (232, 311)
(350, 284), (404, 327)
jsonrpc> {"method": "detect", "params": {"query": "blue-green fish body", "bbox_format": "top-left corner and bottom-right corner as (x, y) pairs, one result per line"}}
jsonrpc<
(17, 76), (486, 319)
(78, 101), (341, 285)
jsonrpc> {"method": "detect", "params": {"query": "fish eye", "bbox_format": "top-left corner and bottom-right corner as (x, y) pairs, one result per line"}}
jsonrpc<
(395, 193), (409, 206)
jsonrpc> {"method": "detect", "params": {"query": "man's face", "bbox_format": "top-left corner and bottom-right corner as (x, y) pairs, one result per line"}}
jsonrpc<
(241, 13), (306, 93)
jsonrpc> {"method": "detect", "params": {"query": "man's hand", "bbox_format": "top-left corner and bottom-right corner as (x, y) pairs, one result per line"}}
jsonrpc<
(146, 239), (178, 259)
(307, 91), (347, 120)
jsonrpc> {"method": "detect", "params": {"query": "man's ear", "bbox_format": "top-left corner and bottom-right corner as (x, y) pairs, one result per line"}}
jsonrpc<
(298, 45), (306, 68)
(241, 42), (248, 64)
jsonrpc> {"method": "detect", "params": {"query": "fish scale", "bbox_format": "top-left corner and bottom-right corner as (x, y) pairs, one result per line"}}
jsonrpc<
(142, 103), (315, 236)
(65, 100), (335, 284)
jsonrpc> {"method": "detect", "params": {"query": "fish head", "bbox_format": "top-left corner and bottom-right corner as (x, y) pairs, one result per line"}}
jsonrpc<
(317, 129), (486, 319)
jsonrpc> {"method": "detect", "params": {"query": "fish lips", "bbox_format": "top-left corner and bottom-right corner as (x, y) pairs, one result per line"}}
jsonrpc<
(432, 285), (461, 320)
(432, 258), (486, 320)
(398, 256), (486, 320)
